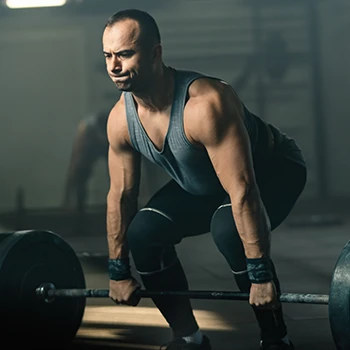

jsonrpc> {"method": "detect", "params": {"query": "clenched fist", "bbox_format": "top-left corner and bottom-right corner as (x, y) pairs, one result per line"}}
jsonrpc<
(249, 281), (280, 310)
(109, 277), (141, 306)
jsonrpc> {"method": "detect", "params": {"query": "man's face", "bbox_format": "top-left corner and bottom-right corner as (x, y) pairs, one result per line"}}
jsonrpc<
(102, 19), (156, 92)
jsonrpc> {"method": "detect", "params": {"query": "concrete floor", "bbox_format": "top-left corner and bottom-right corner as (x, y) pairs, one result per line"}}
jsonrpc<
(1, 209), (349, 350)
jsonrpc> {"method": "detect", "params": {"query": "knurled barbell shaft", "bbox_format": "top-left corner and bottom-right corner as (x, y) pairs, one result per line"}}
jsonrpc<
(37, 285), (329, 305)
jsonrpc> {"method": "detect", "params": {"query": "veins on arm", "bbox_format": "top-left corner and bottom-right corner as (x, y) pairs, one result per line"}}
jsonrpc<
(189, 82), (271, 258)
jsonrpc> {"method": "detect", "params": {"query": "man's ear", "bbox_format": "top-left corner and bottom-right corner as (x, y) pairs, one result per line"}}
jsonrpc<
(152, 44), (162, 60)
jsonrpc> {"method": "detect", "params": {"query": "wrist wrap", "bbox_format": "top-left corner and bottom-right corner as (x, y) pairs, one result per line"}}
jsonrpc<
(246, 257), (273, 284)
(108, 258), (131, 281)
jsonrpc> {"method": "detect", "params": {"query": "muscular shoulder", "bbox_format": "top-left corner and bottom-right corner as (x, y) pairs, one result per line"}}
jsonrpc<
(187, 77), (244, 117)
(107, 94), (132, 150)
(188, 77), (229, 98)
(185, 78), (244, 141)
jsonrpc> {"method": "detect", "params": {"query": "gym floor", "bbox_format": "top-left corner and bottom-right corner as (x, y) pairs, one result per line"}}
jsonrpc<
(0, 204), (348, 350)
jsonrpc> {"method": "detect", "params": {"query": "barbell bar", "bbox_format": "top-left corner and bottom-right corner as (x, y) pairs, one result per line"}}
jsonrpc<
(0, 229), (348, 349)
(36, 283), (330, 305)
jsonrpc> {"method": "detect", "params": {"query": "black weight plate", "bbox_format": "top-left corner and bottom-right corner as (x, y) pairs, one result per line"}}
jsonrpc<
(329, 240), (350, 350)
(0, 230), (86, 348)
(0, 231), (14, 245)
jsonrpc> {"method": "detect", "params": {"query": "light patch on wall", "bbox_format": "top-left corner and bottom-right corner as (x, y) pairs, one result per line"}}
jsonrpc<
(6, 0), (67, 9)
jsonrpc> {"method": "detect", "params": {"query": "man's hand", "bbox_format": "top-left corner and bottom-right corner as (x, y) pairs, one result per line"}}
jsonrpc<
(249, 281), (280, 309)
(109, 277), (141, 306)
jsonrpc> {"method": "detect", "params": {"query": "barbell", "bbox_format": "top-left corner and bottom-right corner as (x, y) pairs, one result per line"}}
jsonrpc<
(0, 229), (349, 349)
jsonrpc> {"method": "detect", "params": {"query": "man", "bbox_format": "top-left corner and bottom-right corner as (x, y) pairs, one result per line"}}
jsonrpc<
(62, 111), (109, 213)
(102, 9), (307, 350)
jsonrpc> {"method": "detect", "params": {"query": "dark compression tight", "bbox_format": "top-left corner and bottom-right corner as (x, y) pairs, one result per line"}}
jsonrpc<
(126, 157), (307, 341)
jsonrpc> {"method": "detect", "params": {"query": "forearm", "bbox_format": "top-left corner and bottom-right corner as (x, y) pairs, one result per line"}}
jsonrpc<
(106, 190), (138, 259)
(230, 185), (271, 259)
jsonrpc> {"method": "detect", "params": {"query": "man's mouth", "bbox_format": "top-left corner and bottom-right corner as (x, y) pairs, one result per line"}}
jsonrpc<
(112, 75), (129, 82)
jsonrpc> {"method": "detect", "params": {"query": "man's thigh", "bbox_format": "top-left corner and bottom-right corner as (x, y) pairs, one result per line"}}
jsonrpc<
(142, 180), (226, 239)
(255, 156), (307, 230)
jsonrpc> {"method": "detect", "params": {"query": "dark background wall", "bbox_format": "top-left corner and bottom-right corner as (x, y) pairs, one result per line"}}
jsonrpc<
(0, 0), (348, 211)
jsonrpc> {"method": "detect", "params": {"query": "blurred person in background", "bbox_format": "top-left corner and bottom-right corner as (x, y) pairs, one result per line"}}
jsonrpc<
(62, 111), (109, 213)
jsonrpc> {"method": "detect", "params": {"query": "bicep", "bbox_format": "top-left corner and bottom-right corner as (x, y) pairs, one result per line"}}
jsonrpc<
(107, 106), (141, 197)
(209, 121), (256, 195)
(108, 144), (141, 196)
(196, 93), (257, 198)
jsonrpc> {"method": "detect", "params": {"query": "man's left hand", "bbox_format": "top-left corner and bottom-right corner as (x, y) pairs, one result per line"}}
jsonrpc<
(249, 281), (280, 309)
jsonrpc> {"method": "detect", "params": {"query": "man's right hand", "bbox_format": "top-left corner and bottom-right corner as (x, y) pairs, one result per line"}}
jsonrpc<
(109, 277), (141, 306)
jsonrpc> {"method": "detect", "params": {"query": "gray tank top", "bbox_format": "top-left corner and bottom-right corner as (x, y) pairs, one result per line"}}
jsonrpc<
(124, 68), (305, 196)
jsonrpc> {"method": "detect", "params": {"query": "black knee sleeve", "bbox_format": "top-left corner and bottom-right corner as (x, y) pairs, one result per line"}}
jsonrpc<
(126, 210), (181, 273)
(126, 209), (198, 337)
(210, 204), (246, 272)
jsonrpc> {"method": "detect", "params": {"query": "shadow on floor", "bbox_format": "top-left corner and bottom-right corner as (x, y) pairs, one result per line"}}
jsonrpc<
(70, 321), (336, 350)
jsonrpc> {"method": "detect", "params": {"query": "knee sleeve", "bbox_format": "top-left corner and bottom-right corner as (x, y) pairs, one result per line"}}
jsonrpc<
(210, 203), (247, 273)
(126, 209), (181, 274)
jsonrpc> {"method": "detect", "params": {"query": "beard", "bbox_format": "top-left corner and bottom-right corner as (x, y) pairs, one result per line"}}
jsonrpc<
(112, 65), (154, 93)
(114, 75), (150, 93)
(114, 81), (133, 91)
(112, 75), (134, 91)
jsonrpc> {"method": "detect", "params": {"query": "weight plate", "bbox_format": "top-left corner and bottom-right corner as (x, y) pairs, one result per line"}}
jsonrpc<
(329, 239), (350, 350)
(0, 230), (86, 348)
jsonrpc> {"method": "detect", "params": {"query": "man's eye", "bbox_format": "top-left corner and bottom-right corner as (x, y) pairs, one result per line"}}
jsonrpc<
(119, 52), (132, 58)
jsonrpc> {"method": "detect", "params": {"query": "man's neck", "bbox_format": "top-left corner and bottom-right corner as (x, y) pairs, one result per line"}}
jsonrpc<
(132, 65), (174, 112)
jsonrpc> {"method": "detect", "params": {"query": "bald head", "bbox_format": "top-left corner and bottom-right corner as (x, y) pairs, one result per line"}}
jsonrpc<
(103, 19), (141, 53)
(104, 9), (161, 50)
(102, 9), (163, 93)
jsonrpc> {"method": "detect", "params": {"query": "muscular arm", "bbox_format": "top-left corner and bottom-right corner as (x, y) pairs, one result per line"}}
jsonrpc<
(190, 82), (270, 259)
(106, 108), (141, 259)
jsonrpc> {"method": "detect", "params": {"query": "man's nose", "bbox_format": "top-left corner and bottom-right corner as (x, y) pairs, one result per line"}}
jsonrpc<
(109, 56), (122, 74)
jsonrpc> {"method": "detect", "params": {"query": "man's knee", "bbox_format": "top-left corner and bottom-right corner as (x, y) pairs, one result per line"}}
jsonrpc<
(210, 203), (247, 273)
(126, 209), (179, 273)
(127, 209), (175, 246)
(210, 203), (241, 249)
